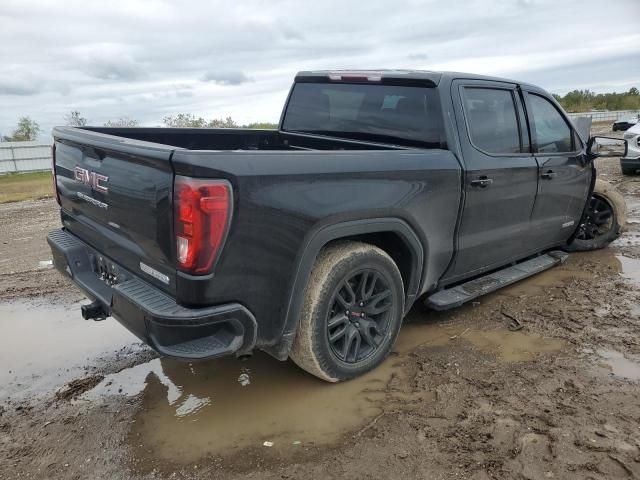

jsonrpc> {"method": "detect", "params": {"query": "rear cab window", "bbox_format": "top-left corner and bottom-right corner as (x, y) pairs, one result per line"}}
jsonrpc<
(281, 81), (445, 148)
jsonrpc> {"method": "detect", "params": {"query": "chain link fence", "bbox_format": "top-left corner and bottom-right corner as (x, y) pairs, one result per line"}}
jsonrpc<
(565, 109), (640, 122)
(0, 142), (51, 174)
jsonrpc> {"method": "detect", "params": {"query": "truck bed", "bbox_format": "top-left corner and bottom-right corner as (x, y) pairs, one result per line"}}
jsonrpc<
(80, 127), (404, 152)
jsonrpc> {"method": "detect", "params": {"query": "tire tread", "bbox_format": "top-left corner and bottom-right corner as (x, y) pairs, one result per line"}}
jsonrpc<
(290, 241), (404, 382)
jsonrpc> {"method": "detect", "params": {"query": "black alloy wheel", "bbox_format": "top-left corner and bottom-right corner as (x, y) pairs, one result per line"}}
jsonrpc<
(576, 194), (614, 241)
(326, 269), (393, 364)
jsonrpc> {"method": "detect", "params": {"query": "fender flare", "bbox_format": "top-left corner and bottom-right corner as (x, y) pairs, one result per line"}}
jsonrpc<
(273, 218), (424, 359)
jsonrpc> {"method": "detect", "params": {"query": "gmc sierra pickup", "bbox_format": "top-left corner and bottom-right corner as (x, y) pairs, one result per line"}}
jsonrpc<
(48, 70), (627, 382)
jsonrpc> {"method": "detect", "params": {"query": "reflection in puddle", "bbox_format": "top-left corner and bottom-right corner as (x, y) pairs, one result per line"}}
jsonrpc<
(123, 353), (404, 462)
(83, 322), (565, 463)
(0, 301), (139, 400)
(598, 350), (640, 380)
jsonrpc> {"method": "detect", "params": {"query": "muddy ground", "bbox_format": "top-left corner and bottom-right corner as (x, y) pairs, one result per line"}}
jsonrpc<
(1, 153), (640, 479)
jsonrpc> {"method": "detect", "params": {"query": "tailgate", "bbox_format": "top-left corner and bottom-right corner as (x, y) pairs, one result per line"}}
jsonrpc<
(53, 127), (178, 295)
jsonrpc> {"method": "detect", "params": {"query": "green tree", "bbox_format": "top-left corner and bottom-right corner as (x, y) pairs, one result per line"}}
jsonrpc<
(553, 88), (640, 112)
(163, 113), (238, 128)
(162, 113), (209, 128)
(162, 114), (279, 129)
(208, 116), (238, 128)
(103, 117), (139, 127)
(2, 116), (41, 141)
(243, 122), (278, 129)
(65, 111), (88, 127)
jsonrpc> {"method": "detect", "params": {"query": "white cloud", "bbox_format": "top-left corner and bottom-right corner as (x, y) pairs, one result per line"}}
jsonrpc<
(202, 71), (253, 86)
(0, 0), (638, 139)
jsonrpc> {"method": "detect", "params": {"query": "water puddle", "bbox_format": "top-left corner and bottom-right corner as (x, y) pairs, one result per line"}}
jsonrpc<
(625, 197), (640, 219)
(612, 231), (640, 247)
(92, 322), (454, 463)
(124, 354), (401, 463)
(464, 330), (566, 362)
(0, 300), (139, 400)
(498, 265), (593, 297)
(493, 251), (617, 299)
(616, 254), (640, 286)
(598, 350), (640, 380)
(79, 321), (565, 464)
(495, 249), (640, 299)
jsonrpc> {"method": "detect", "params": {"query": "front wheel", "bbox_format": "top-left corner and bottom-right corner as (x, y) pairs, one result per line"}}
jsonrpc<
(290, 241), (404, 382)
(567, 179), (626, 251)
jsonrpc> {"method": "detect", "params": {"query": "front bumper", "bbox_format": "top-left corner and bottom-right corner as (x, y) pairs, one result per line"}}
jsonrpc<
(47, 229), (257, 360)
(621, 155), (640, 170)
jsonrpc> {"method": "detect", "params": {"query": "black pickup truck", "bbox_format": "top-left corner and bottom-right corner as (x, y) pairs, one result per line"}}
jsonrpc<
(48, 70), (627, 382)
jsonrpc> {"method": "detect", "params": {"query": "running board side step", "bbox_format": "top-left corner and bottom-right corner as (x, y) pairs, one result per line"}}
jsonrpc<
(426, 251), (569, 311)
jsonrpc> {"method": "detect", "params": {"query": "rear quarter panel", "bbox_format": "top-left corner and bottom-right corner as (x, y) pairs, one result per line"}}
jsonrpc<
(171, 148), (462, 348)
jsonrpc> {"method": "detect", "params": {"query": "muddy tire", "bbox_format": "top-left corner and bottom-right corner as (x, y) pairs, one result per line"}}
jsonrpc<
(566, 179), (626, 252)
(289, 241), (404, 382)
(622, 167), (636, 176)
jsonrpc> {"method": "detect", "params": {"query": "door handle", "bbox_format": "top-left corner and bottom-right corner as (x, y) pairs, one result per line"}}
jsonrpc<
(470, 177), (493, 188)
(541, 170), (557, 179)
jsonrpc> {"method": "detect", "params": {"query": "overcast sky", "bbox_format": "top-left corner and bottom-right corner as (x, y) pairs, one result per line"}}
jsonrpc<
(1, 0), (639, 139)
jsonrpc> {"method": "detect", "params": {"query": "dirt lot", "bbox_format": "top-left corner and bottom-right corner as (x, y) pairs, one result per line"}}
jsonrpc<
(1, 153), (640, 479)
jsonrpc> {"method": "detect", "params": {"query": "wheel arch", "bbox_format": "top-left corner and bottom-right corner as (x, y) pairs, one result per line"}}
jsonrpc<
(273, 218), (425, 360)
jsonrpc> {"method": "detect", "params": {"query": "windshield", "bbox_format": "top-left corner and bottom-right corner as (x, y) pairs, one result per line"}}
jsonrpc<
(281, 82), (445, 148)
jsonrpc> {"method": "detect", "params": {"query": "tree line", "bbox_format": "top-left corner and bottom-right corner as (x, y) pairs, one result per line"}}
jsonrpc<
(553, 87), (640, 113)
(3, 87), (638, 142)
(0, 112), (278, 142)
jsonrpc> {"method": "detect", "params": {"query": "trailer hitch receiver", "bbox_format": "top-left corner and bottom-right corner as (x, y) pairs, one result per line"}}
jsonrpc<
(81, 300), (108, 321)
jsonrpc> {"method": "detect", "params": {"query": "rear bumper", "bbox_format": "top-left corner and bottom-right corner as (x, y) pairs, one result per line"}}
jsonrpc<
(47, 229), (257, 360)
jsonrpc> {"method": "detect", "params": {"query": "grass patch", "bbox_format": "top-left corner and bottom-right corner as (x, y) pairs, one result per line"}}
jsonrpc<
(0, 171), (54, 203)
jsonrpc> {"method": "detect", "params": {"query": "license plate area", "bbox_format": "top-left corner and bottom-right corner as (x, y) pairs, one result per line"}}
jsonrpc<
(91, 253), (123, 286)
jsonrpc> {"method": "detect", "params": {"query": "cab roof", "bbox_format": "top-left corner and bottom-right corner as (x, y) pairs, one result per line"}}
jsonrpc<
(295, 69), (538, 90)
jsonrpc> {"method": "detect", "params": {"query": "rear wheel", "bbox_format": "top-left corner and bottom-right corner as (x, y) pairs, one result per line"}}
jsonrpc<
(290, 241), (404, 382)
(567, 179), (626, 251)
(622, 167), (636, 176)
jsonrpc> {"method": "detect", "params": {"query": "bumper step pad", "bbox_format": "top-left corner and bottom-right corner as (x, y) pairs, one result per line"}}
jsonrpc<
(114, 277), (256, 359)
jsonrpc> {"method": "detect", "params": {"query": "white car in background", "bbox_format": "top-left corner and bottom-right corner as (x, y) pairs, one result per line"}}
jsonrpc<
(621, 122), (640, 175)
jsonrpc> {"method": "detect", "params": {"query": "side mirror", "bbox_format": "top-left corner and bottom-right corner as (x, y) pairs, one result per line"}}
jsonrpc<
(587, 136), (628, 158)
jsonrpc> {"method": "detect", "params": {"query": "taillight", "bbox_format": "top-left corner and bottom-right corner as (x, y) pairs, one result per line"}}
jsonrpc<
(51, 144), (60, 205)
(174, 176), (232, 274)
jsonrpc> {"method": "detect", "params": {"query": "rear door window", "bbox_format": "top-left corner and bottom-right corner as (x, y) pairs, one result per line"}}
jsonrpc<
(461, 87), (523, 154)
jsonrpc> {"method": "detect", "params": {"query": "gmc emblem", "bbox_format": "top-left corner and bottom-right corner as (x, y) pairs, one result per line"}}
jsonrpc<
(74, 167), (108, 194)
